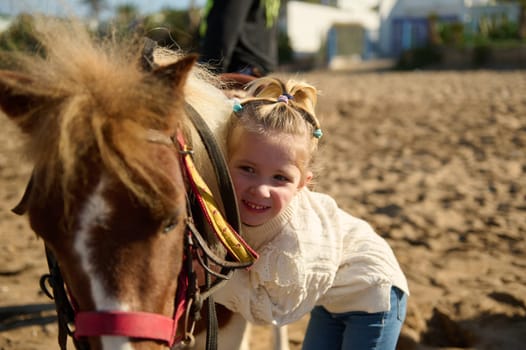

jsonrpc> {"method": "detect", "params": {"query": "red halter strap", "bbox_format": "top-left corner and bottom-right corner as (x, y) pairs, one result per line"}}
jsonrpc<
(73, 264), (189, 347)
(75, 311), (178, 344)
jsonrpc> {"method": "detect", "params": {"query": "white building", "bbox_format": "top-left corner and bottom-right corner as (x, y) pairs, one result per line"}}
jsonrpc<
(0, 16), (11, 32)
(285, 0), (520, 64)
(286, 1), (379, 65)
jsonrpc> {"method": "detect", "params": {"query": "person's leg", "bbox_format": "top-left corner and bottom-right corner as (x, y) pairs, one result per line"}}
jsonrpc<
(229, 1), (278, 75)
(302, 306), (344, 350)
(200, 0), (254, 73)
(340, 286), (407, 350)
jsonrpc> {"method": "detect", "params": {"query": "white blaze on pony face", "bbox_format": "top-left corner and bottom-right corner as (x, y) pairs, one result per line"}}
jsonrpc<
(100, 337), (134, 350)
(75, 178), (134, 350)
(76, 178), (126, 309)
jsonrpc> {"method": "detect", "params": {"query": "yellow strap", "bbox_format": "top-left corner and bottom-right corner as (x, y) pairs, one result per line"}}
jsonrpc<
(181, 144), (258, 264)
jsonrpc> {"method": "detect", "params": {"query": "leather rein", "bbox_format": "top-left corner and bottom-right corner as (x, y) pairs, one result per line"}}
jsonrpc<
(12, 103), (257, 350)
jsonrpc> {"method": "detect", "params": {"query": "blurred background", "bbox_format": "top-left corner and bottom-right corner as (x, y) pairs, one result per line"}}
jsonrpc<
(1, 0), (525, 72)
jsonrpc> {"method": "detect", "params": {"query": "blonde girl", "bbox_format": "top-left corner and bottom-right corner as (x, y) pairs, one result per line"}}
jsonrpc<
(216, 77), (409, 350)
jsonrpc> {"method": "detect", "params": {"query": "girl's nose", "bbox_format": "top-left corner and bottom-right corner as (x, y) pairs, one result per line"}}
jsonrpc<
(249, 183), (270, 197)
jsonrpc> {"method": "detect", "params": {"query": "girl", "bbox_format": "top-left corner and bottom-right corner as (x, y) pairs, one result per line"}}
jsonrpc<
(215, 77), (409, 349)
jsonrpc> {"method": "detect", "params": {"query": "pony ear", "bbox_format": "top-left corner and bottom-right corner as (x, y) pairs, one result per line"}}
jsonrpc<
(139, 37), (158, 72)
(0, 70), (61, 133)
(151, 54), (198, 90)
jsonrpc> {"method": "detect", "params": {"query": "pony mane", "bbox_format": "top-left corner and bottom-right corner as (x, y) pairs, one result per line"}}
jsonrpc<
(8, 17), (193, 215)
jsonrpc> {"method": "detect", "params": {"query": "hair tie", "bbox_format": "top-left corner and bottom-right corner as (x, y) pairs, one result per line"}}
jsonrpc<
(232, 98), (243, 112)
(277, 93), (293, 104)
(313, 128), (323, 139)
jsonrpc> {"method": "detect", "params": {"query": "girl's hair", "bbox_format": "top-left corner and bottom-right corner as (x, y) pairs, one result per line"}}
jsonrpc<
(226, 77), (321, 176)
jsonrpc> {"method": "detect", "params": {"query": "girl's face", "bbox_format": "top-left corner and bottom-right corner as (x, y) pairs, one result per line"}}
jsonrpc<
(228, 129), (310, 226)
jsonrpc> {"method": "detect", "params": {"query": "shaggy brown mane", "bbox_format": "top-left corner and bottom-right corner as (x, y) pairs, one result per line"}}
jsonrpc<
(10, 17), (188, 214)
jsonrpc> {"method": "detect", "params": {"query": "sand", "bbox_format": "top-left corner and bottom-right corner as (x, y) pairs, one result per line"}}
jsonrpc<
(1, 70), (525, 350)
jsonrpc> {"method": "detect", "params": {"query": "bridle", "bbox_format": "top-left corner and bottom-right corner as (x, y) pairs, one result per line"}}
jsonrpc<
(12, 103), (257, 350)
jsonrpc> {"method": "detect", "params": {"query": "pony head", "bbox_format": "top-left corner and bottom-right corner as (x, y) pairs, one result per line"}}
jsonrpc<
(0, 17), (203, 350)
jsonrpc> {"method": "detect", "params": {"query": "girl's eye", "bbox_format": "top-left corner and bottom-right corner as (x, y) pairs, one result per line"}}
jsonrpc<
(240, 165), (255, 173)
(274, 174), (290, 182)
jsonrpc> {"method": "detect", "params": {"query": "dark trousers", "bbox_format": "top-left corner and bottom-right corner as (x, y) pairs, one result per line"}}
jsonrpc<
(200, 0), (278, 75)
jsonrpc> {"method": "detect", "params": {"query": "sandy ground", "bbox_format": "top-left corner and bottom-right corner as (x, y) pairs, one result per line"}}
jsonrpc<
(1, 69), (525, 350)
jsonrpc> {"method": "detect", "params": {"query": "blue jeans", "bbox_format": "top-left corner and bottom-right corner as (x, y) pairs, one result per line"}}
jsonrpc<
(302, 286), (407, 350)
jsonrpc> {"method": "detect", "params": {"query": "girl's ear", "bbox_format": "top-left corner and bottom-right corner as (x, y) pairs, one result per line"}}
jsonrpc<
(299, 171), (313, 189)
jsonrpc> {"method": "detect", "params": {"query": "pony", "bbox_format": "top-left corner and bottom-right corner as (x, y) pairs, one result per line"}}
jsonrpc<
(0, 16), (266, 350)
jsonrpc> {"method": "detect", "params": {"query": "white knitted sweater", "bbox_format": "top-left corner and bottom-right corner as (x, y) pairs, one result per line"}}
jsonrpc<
(213, 189), (409, 326)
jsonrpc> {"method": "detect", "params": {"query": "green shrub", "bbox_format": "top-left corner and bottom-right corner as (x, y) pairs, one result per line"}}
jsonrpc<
(396, 45), (443, 70)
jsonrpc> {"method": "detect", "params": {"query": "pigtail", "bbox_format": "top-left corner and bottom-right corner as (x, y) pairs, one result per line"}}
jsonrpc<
(245, 77), (284, 100)
(287, 81), (318, 116)
(233, 77), (322, 139)
(287, 81), (320, 133)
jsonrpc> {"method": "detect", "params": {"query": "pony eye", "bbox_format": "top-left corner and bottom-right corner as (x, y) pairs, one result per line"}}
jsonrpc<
(163, 218), (178, 233)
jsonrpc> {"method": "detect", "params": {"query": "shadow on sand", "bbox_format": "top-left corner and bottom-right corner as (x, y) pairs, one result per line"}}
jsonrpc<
(0, 303), (57, 331)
